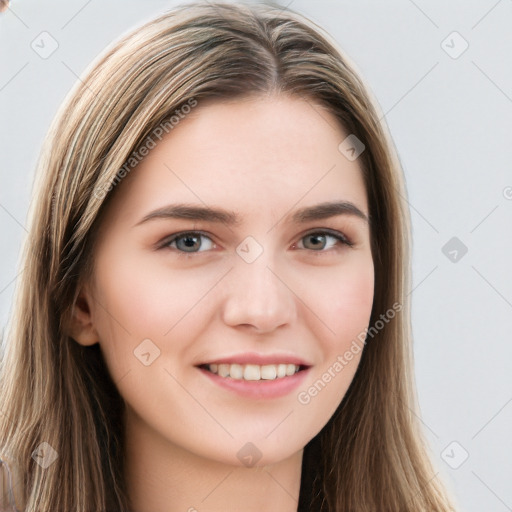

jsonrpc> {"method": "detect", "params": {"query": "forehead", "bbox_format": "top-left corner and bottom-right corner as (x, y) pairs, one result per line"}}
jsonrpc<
(102, 95), (368, 227)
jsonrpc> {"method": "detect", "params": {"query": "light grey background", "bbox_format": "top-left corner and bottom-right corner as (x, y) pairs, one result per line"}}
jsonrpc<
(1, 1), (511, 510)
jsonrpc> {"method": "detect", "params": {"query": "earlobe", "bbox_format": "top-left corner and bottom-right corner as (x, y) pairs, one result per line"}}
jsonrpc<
(67, 290), (100, 346)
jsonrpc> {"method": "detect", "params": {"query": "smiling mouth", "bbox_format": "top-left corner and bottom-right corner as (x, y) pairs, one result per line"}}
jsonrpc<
(199, 363), (309, 381)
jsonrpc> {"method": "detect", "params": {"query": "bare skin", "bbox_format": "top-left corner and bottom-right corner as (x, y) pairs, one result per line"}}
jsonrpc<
(69, 94), (374, 512)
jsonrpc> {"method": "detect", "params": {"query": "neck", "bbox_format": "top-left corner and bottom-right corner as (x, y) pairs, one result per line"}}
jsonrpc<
(123, 407), (303, 512)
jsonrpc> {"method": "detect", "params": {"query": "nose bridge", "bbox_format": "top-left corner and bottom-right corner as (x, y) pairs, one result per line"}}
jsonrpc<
(221, 241), (297, 332)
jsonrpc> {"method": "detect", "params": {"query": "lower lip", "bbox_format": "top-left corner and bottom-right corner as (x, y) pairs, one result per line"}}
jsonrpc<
(198, 367), (311, 399)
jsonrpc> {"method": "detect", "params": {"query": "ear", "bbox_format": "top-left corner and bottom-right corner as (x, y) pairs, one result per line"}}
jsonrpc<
(67, 286), (100, 346)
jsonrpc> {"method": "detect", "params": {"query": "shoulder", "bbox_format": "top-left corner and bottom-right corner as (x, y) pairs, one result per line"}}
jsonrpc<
(0, 456), (23, 512)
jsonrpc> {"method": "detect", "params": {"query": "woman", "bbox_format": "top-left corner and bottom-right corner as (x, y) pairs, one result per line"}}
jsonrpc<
(0, 2), (457, 510)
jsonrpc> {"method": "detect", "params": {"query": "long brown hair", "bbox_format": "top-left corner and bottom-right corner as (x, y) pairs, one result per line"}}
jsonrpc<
(0, 2), (457, 510)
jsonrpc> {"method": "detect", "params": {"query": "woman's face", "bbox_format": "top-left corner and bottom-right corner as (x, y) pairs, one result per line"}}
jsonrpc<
(81, 95), (374, 467)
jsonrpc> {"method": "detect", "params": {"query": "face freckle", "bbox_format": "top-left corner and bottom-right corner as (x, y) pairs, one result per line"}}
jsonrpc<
(87, 94), (374, 468)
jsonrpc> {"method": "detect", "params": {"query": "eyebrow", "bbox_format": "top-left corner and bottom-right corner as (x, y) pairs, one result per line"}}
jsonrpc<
(134, 200), (369, 228)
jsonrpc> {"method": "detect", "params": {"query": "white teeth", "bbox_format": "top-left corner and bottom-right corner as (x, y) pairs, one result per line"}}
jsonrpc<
(286, 364), (296, 376)
(206, 362), (301, 380)
(230, 364), (243, 379)
(260, 365), (276, 380)
(244, 364), (260, 380)
(218, 364), (230, 378)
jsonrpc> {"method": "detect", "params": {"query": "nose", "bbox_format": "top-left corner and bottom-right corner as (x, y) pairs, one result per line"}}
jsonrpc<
(220, 253), (297, 334)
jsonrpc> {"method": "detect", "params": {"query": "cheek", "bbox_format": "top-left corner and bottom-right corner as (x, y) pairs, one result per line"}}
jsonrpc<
(293, 256), (374, 413)
(94, 251), (190, 332)
(298, 255), (375, 345)
(331, 263), (374, 339)
(90, 252), (222, 372)
(90, 254), (167, 370)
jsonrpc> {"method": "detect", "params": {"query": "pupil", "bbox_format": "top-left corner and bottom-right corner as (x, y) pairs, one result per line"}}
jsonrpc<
(179, 235), (200, 251)
(306, 234), (325, 250)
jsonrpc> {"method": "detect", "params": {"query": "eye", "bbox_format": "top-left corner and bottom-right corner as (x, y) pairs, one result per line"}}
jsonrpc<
(294, 230), (354, 252)
(161, 231), (216, 253)
(158, 229), (353, 255)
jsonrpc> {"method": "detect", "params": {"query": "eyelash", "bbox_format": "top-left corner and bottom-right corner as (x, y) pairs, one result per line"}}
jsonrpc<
(159, 229), (354, 255)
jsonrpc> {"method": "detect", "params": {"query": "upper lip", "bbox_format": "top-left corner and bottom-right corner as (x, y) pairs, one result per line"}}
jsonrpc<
(197, 352), (312, 367)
